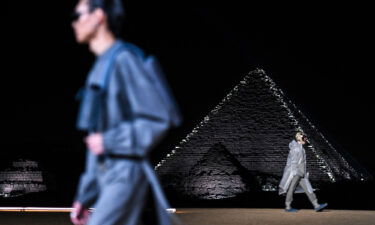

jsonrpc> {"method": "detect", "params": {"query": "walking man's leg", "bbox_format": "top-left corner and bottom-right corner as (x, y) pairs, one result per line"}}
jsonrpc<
(299, 179), (328, 212)
(89, 172), (148, 225)
(298, 179), (319, 208)
(285, 176), (301, 211)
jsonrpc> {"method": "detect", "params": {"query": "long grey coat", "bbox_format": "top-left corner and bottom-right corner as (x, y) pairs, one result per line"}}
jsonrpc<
(75, 41), (181, 225)
(279, 140), (314, 195)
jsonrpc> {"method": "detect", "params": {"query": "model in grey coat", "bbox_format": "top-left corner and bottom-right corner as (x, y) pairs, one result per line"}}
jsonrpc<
(279, 132), (327, 212)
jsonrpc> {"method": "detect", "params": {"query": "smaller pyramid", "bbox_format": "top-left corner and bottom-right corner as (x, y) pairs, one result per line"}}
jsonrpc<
(0, 159), (47, 198)
(181, 143), (257, 199)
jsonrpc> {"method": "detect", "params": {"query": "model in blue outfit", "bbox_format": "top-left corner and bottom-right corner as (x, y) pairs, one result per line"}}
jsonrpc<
(70, 1), (182, 224)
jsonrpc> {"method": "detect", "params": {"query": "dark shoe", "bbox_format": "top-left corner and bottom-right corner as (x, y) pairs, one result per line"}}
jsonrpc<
(315, 203), (328, 212)
(285, 208), (298, 212)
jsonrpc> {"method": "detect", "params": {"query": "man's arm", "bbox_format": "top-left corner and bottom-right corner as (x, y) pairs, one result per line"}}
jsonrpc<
(74, 150), (100, 207)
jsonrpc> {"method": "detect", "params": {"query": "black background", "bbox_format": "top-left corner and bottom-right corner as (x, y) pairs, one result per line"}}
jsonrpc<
(4, 1), (374, 207)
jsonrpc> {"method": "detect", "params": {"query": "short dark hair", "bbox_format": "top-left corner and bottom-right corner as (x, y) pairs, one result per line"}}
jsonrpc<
(88, 0), (125, 37)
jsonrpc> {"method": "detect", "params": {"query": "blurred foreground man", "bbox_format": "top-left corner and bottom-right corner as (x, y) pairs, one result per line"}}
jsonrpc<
(70, 0), (182, 224)
(279, 132), (328, 212)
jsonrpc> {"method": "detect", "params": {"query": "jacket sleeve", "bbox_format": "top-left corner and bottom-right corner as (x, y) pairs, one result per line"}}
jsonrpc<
(74, 151), (99, 208)
(289, 142), (302, 177)
(102, 51), (171, 157)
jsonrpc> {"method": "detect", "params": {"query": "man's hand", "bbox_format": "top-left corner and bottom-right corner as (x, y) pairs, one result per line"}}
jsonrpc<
(85, 133), (104, 155)
(70, 201), (90, 225)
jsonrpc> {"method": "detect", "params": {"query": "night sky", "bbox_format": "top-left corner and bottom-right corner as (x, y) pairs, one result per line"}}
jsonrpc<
(5, 1), (374, 206)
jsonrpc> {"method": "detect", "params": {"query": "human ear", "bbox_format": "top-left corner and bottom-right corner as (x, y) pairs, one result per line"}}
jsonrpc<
(92, 8), (106, 25)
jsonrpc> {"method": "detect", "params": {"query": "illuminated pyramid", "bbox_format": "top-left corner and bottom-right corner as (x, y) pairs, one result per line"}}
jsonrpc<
(156, 69), (371, 200)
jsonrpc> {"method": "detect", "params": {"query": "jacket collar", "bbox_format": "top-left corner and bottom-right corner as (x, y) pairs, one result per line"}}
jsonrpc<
(86, 40), (124, 89)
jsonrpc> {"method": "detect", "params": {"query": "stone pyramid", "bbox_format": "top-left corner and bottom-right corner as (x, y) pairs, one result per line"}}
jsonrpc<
(0, 159), (47, 198)
(156, 69), (371, 200)
(181, 143), (258, 199)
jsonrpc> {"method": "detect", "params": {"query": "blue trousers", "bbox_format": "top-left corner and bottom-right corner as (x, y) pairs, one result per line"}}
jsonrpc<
(88, 161), (148, 225)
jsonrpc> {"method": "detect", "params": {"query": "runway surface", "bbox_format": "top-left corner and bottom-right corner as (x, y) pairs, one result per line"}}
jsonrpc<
(176, 208), (375, 225)
(0, 208), (374, 225)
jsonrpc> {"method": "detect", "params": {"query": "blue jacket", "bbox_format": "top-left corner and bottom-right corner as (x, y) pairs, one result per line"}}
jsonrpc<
(75, 40), (181, 224)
